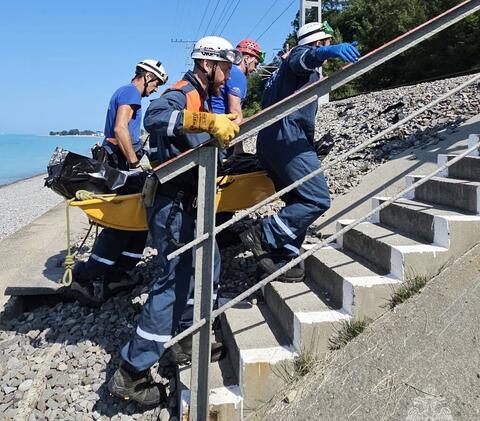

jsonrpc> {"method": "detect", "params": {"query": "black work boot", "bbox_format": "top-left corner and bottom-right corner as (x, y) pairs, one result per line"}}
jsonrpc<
(64, 278), (104, 308)
(163, 336), (226, 366)
(104, 272), (139, 299)
(240, 223), (272, 260)
(108, 364), (167, 408)
(240, 223), (282, 274)
(258, 258), (305, 283)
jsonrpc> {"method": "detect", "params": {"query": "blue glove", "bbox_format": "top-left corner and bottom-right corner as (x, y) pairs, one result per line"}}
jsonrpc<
(315, 41), (361, 63)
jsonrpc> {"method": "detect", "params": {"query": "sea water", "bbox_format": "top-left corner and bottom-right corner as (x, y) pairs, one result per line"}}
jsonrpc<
(0, 134), (97, 186)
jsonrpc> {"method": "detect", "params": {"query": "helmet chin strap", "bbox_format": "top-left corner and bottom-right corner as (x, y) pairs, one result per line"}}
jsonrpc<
(242, 57), (252, 75)
(195, 61), (218, 95)
(142, 74), (149, 97)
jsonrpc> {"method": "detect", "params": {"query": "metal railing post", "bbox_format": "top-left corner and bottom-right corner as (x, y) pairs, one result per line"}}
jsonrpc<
(189, 146), (218, 421)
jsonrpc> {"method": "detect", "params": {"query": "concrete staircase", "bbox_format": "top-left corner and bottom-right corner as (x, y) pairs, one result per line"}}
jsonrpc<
(180, 139), (480, 420)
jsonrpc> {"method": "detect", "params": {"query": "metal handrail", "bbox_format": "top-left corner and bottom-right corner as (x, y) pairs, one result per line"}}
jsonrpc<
(166, 73), (480, 262)
(148, 2), (480, 417)
(164, 136), (480, 349)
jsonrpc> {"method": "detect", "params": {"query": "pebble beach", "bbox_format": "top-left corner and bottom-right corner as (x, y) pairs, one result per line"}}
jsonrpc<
(0, 175), (63, 242)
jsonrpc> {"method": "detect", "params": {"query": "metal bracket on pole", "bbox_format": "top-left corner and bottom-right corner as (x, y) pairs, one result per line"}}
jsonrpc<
(188, 146), (218, 421)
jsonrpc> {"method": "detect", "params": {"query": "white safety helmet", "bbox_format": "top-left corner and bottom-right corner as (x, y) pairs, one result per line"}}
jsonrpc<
(136, 59), (169, 84)
(297, 22), (333, 46)
(191, 36), (242, 65)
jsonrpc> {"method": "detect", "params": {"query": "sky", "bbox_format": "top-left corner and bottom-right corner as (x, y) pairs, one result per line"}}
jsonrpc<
(0, 0), (299, 135)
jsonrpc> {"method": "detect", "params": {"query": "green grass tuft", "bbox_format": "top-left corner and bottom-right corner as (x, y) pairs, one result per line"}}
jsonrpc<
(329, 319), (368, 350)
(292, 349), (319, 378)
(389, 275), (429, 309)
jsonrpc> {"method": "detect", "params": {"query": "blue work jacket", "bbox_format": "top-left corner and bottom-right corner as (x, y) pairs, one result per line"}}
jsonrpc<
(145, 71), (210, 190)
(259, 45), (324, 145)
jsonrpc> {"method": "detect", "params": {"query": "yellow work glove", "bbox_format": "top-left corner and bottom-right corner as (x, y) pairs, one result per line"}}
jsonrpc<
(183, 110), (240, 148)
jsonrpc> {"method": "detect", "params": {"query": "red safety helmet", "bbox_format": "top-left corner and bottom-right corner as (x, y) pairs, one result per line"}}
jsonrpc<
(236, 39), (265, 63)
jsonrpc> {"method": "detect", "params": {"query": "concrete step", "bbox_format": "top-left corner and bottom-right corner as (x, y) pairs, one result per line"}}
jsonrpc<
(220, 302), (296, 413)
(337, 220), (448, 280)
(305, 245), (401, 320)
(406, 175), (480, 214)
(372, 197), (480, 247)
(263, 278), (350, 355)
(179, 358), (242, 421)
(438, 154), (480, 181)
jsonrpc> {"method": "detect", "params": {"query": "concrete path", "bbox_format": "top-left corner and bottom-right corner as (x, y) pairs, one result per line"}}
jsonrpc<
(0, 204), (89, 311)
(316, 114), (480, 235)
(262, 242), (480, 421)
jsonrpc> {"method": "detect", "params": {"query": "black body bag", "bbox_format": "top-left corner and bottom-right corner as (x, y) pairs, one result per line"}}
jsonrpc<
(44, 147), (146, 199)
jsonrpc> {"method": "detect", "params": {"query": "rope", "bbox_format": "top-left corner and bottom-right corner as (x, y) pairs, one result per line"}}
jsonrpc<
(62, 201), (74, 287)
(61, 198), (95, 287)
(75, 190), (120, 202)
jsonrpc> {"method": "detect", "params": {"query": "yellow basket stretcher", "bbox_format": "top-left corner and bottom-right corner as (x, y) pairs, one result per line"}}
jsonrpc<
(69, 170), (275, 231)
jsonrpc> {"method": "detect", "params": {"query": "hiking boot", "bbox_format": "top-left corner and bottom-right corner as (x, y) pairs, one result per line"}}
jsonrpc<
(104, 272), (139, 299)
(258, 258), (305, 283)
(163, 336), (226, 366)
(240, 224), (282, 274)
(240, 223), (272, 259)
(64, 278), (104, 308)
(108, 364), (167, 408)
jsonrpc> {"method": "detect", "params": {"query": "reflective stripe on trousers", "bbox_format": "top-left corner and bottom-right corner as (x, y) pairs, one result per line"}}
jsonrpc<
(121, 194), (221, 372)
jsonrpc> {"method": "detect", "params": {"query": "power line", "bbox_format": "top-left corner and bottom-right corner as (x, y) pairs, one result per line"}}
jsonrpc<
(213, 0), (233, 35)
(177, 0), (190, 38)
(172, 0), (182, 38)
(219, 0), (241, 36)
(256, 0), (296, 41)
(203, 0), (221, 37)
(246, 0), (278, 38)
(194, 0), (213, 41)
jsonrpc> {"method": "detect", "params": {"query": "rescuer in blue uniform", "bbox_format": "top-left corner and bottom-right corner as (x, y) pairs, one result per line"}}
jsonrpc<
(68, 60), (168, 307)
(107, 36), (241, 407)
(211, 39), (264, 157)
(241, 22), (361, 281)
(179, 39), (265, 323)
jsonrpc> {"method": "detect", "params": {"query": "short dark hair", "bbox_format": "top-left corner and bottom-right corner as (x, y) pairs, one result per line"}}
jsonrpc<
(132, 67), (149, 81)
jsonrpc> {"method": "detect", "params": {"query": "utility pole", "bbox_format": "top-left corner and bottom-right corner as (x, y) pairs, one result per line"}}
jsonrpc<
(171, 38), (196, 81)
(299, 0), (329, 104)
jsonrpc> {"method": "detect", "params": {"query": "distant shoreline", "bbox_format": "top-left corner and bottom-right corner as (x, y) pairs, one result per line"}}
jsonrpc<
(47, 134), (103, 138)
(0, 172), (46, 189)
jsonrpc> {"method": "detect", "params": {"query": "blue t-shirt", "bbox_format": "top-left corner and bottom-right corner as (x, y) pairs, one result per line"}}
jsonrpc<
(103, 83), (143, 151)
(210, 65), (247, 114)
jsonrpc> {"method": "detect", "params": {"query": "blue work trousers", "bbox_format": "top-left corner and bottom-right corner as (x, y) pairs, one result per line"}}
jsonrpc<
(256, 130), (331, 255)
(121, 194), (220, 372)
(73, 228), (147, 282)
